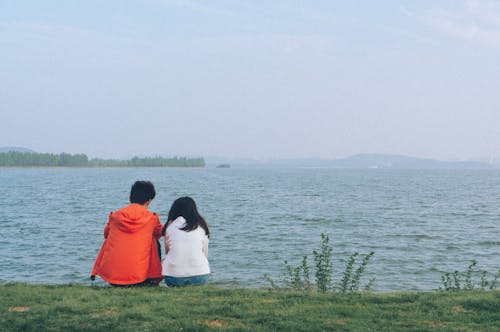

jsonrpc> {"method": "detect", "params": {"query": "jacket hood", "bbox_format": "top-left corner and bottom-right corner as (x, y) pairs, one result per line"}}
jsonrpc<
(110, 203), (155, 233)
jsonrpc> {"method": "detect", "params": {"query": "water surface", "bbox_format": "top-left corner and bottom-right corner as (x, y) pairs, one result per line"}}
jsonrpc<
(0, 167), (499, 291)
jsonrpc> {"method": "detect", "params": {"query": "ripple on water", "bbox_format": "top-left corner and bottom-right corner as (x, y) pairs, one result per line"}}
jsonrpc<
(2, 168), (500, 291)
(478, 241), (500, 246)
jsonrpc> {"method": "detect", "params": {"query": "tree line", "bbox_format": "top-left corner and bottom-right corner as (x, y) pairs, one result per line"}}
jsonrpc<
(0, 151), (205, 168)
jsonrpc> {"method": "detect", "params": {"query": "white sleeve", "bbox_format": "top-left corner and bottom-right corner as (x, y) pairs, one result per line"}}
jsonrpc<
(202, 235), (209, 258)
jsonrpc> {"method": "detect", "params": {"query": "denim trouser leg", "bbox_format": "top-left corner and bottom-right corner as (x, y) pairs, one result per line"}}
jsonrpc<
(164, 274), (210, 287)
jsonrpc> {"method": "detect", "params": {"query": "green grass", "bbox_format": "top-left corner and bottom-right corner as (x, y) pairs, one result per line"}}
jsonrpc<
(1, 284), (499, 331)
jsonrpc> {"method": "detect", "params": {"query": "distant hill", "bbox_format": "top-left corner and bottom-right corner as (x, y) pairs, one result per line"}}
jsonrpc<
(331, 154), (495, 169)
(0, 146), (35, 153)
(267, 154), (497, 169)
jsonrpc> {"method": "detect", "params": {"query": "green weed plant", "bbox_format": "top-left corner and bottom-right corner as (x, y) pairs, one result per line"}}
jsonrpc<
(265, 233), (375, 294)
(441, 260), (499, 292)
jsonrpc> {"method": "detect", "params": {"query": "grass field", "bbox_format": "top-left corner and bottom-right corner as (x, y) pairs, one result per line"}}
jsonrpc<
(1, 284), (499, 331)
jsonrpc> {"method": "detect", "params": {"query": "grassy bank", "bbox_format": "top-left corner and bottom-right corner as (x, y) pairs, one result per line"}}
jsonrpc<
(1, 284), (499, 331)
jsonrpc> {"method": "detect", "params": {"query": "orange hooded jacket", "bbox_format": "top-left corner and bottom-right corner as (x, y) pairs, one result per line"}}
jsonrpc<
(91, 203), (162, 285)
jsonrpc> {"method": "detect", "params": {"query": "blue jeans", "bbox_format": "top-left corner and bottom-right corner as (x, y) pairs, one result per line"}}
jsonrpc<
(164, 274), (210, 287)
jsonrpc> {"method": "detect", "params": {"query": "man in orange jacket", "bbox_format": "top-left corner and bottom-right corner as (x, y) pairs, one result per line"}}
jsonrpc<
(91, 181), (163, 286)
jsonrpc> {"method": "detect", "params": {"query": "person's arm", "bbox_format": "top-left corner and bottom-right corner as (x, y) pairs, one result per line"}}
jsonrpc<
(92, 215), (112, 280)
(162, 220), (173, 254)
(163, 232), (170, 255)
(202, 235), (209, 258)
(103, 213), (113, 238)
(152, 213), (162, 239)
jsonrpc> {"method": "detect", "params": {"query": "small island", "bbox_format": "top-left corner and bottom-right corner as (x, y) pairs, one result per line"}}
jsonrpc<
(216, 163), (231, 168)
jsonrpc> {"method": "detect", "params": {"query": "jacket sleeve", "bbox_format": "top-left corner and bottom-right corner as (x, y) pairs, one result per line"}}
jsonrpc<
(147, 239), (163, 281)
(91, 240), (106, 277)
(152, 214), (162, 239)
(103, 213), (112, 238)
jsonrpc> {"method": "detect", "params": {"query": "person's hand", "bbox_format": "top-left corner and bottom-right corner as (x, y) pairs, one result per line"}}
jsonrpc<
(164, 232), (171, 252)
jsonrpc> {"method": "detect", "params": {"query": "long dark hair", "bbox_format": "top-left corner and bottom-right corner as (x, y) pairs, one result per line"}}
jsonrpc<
(161, 197), (209, 237)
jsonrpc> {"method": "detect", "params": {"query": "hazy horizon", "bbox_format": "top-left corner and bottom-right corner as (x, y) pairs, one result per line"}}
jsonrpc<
(2, 1), (500, 161)
(1, 145), (497, 164)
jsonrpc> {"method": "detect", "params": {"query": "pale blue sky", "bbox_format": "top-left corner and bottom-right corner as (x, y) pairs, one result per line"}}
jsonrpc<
(1, 0), (499, 160)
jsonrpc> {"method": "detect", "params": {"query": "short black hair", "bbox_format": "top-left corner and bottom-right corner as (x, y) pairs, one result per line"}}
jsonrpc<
(130, 181), (156, 205)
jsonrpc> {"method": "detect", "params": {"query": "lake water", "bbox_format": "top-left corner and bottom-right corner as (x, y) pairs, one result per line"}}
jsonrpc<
(0, 167), (499, 291)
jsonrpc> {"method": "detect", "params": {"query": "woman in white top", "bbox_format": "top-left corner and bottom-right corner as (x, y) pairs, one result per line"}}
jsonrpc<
(161, 197), (210, 286)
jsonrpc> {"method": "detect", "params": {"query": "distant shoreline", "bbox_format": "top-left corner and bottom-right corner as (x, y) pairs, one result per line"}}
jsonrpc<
(0, 151), (205, 168)
(0, 166), (206, 169)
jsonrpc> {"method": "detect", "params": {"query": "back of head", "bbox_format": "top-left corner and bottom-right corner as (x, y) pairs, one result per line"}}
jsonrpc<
(163, 196), (209, 236)
(130, 181), (156, 205)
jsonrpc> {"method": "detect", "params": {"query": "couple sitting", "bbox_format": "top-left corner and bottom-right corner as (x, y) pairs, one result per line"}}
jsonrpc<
(91, 181), (210, 287)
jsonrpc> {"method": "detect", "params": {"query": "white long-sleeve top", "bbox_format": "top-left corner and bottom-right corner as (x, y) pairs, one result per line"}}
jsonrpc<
(161, 216), (210, 277)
